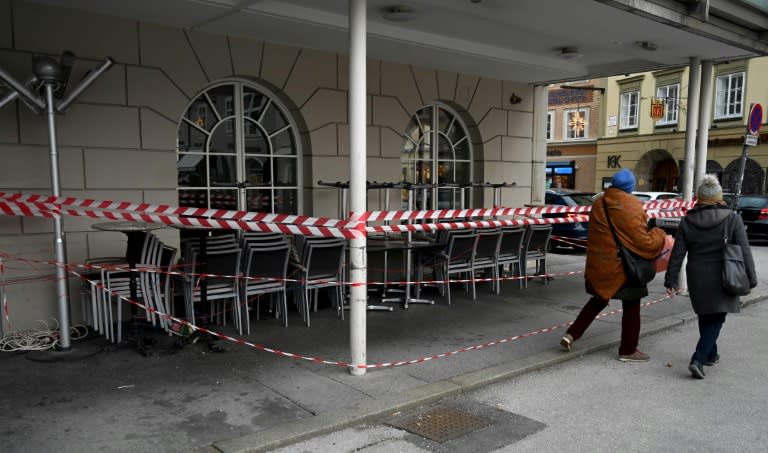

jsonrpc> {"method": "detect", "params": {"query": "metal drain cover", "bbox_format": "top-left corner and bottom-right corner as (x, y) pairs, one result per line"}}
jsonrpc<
(390, 405), (493, 443)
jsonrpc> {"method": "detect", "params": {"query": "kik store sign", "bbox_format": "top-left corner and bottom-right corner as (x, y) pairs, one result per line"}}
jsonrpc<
(607, 155), (622, 168)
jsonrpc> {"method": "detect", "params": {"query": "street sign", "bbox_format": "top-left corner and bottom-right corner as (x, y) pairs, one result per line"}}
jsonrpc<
(745, 134), (758, 146)
(748, 103), (763, 135)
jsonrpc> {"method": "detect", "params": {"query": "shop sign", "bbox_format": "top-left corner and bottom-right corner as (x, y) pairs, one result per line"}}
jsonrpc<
(650, 98), (665, 120)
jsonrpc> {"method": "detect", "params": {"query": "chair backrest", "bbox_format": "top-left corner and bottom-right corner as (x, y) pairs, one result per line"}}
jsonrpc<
(474, 229), (502, 262)
(241, 232), (287, 248)
(194, 246), (241, 278)
(244, 242), (290, 284)
(303, 239), (346, 280)
(446, 231), (478, 266)
(498, 226), (526, 258)
(523, 225), (552, 256)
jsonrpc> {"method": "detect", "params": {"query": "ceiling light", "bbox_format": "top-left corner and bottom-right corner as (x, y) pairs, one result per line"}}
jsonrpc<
(383, 5), (416, 22)
(558, 47), (583, 59)
(635, 41), (658, 51)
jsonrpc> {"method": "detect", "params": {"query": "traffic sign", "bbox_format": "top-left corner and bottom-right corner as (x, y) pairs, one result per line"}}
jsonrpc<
(748, 103), (763, 135)
(745, 134), (758, 146)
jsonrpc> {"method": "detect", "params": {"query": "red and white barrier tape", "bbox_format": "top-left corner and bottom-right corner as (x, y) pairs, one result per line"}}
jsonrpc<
(0, 200), (363, 239)
(2, 250), (675, 369)
(0, 192), (358, 229)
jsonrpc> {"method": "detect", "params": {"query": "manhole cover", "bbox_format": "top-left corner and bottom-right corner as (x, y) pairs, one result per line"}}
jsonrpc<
(390, 405), (493, 443)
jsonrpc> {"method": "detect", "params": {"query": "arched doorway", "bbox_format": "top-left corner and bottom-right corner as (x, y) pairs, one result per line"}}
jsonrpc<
(652, 158), (678, 192)
(635, 149), (678, 192)
(723, 158), (764, 195)
(706, 160), (723, 182)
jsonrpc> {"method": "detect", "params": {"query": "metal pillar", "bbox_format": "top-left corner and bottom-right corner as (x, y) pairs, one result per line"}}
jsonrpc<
(348, 0), (367, 376)
(0, 55), (112, 350)
(44, 83), (72, 349)
(695, 60), (714, 187)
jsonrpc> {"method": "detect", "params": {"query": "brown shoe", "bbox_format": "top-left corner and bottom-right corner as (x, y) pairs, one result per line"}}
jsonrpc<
(560, 333), (574, 351)
(618, 349), (650, 362)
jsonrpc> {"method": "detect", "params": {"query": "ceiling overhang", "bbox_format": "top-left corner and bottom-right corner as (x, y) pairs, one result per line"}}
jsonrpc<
(22, 0), (768, 83)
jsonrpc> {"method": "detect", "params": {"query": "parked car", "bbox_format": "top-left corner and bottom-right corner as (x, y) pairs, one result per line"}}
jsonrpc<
(542, 189), (595, 250)
(651, 192), (736, 234)
(631, 191), (680, 202)
(633, 192), (683, 234)
(735, 195), (768, 241)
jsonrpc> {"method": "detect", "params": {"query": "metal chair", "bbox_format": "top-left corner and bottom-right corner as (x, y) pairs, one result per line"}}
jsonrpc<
(472, 228), (502, 294)
(497, 226), (526, 292)
(520, 224), (553, 288)
(189, 245), (243, 334)
(291, 237), (346, 326)
(438, 230), (478, 305)
(241, 239), (291, 331)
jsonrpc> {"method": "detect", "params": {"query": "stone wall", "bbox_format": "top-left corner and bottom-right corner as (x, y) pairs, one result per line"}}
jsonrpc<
(0, 0), (537, 328)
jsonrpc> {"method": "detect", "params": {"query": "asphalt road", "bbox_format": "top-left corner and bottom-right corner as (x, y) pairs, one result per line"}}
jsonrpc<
(274, 298), (768, 452)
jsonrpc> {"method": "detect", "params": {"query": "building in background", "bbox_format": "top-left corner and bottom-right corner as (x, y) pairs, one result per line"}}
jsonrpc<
(545, 80), (605, 192)
(597, 58), (768, 194)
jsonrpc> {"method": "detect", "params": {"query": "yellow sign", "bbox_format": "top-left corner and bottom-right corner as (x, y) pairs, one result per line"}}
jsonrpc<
(650, 98), (665, 120)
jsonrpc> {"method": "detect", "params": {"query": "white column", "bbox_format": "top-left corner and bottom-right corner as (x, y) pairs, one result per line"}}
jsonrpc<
(679, 57), (701, 295)
(682, 57), (701, 200)
(348, 0), (367, 376)
(531, 85), (548, 204)
(695, 60), (714, 187)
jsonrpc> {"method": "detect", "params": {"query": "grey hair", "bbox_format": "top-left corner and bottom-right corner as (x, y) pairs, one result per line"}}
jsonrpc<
(697, 174), (723, 199)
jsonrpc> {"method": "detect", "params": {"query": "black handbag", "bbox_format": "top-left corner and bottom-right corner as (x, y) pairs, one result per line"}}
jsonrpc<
(722, 213), (751, 296)
(603, 199), (656, 286)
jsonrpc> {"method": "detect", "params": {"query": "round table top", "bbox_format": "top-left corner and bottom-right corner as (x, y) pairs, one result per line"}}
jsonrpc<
(92, 221), (166, 232)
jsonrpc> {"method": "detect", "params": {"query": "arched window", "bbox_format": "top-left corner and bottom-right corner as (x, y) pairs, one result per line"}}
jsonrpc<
(400, 104), (472, 209)
(177, 80), (301, 213)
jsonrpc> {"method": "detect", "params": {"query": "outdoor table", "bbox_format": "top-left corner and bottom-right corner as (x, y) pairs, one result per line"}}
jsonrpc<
(92, 220), (166, 354)
(368, 237), (442, 308)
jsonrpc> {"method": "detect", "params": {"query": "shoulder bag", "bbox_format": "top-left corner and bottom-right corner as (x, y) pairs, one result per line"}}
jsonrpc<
(603, 198), (656, 286)
(722, 213), (751, 296)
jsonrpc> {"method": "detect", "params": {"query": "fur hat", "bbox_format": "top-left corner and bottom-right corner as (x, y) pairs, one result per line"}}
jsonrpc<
(610, 169), (636, 193)
(697, 174), (723, 201)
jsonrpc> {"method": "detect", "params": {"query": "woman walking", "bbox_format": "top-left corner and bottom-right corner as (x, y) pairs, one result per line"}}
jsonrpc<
(664, 175), (757, 379)
(560, 169), (666, 361)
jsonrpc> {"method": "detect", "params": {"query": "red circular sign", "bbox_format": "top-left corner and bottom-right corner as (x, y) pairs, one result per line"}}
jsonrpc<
(748, 103), (762, 135)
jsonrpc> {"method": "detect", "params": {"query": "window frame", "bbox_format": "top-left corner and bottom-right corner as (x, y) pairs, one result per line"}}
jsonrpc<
(562, 108), (589, 140)
(620, 90), (640, 131)
(655, 83), (679, 127)
(176, 79), (302, 214)
(546, 111), (554, 141)
(400, 103), (473, 210)
(714, 71), (745, 121)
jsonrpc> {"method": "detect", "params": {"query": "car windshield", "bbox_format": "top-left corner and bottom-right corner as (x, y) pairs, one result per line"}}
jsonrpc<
(736, 196), (768, 209)
(633, 194), (651, 202)
(568, 194), (595, 206)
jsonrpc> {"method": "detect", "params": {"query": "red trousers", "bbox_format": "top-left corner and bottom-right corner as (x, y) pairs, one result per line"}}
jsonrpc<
(566, 296), (641, 356)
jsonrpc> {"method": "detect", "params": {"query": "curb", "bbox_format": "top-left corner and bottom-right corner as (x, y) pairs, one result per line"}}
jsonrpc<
(212, 292), (768, 453)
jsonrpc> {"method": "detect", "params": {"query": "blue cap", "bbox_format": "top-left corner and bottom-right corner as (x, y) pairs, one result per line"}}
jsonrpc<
(610, 169), (635, 193)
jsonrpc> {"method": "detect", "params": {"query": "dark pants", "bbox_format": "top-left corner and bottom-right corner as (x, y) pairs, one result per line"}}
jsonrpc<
(566, 296), (641, 355)
(691, 313), (726, 365)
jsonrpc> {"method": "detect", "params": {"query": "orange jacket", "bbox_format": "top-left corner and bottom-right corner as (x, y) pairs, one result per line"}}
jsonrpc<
(585, 188), (666, 300)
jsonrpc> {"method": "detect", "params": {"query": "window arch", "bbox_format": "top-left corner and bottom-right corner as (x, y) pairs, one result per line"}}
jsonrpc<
(400, 103), (473, 209)
(176, 80), (302, 214)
